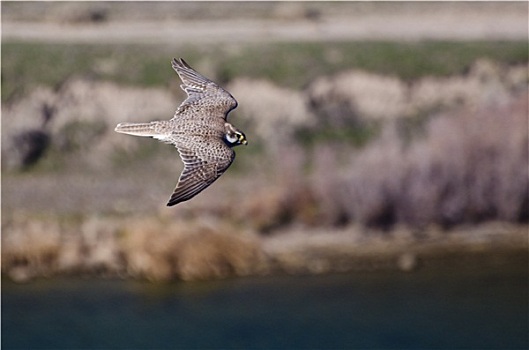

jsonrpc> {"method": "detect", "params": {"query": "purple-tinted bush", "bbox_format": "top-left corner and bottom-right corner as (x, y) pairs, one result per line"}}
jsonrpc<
(339, 94), (528, 228)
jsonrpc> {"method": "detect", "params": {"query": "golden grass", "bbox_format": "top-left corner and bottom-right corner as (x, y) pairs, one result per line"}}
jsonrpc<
(120, 217), (266, 281)
(2, 213), (527, 282)
(2, 214), (266, 282)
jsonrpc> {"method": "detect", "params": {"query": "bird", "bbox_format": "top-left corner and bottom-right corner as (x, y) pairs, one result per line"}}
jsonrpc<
(115, 58), (247, 206)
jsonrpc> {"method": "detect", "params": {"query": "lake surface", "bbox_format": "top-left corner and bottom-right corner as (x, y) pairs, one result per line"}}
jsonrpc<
(2, 257), (528, 349)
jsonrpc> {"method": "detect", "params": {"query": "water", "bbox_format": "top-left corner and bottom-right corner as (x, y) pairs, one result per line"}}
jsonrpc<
(2, 258), (528, 349)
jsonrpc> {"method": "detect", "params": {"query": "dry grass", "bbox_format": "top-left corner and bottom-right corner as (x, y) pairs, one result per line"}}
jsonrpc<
(1, 214), (62, 281)
(120, 217), (266, 281)
(4, 212), (526, 282)
(1, 214), (266, 282)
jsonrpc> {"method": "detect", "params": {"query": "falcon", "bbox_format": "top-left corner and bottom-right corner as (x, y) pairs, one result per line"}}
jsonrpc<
(115, 58), (247, 206)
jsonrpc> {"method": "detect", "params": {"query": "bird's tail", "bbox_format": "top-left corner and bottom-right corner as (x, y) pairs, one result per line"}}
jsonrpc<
(114, 121), (161, 138)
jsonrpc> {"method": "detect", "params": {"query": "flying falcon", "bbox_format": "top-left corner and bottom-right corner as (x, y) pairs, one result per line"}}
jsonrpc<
(115, 58), (247, 206)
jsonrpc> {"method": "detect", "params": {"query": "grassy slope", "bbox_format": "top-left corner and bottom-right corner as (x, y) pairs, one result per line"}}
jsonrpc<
(2, 39), (528, 219)
(3, 40), (528, 101)
(2, 39), (528, 281)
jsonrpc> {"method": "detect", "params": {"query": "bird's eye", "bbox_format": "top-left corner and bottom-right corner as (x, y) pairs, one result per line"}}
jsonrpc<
(226, 133), (238, 144)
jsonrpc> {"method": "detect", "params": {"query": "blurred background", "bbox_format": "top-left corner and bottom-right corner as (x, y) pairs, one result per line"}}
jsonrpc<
(2, 1), (528, 349)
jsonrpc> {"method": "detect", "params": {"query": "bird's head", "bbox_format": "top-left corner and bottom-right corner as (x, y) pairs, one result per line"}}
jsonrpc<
(224, 123), (248, 147)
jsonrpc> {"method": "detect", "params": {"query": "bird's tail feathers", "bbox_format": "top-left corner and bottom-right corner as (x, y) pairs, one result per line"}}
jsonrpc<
(114, 121), (161, 138)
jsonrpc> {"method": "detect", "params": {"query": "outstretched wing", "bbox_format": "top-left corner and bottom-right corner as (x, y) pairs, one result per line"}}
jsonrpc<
(167, 136), (235, 206)
(171, 58), (238, 120)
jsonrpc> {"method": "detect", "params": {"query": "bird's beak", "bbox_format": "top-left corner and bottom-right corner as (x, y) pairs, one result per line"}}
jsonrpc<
(239, 134), (248, 145)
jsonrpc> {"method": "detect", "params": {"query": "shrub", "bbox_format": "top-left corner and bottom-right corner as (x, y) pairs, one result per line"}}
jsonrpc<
(339, 93), (528, 228)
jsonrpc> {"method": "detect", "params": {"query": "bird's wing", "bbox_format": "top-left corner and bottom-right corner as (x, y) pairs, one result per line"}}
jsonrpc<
(171, 58), (238, 120)
(167, 136), (235, 206)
